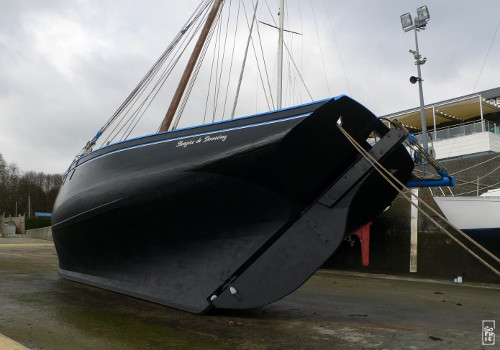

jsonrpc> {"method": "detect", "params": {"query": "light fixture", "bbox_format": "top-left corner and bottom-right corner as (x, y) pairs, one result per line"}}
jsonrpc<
(400, 13), (413, 31)
(417, 6), (430, 22)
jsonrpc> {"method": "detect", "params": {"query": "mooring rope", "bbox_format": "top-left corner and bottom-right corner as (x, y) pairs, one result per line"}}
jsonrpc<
(337, 125), (500, 278)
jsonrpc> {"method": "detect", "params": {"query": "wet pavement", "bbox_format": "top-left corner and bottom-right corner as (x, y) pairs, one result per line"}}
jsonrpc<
(0, 238), (498, 349)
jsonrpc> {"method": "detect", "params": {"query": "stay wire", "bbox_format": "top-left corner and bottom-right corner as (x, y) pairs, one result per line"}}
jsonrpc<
(222, 0), (242, 120)
(100, 0), (212, 145)
(322, 0), (351, 95)
(173, 3), (224, 129)
(125, 6), (211, 138)
(231, 0), (259, 118)
(212, 0), (233, 121)
(452, 152), (500, 175)
(203, 12), (222, 123)
(161, 5), (213, 132)
(101, 0), (210, 143)
(242, 0), (272, 111)
(473, 20), (500, 92)
(310, 0), (330, 97)
(208, 9), (225, 122)
(122, 3), (209, 138)
(253, 0), (275, 110)
(263, 0), (312, 102)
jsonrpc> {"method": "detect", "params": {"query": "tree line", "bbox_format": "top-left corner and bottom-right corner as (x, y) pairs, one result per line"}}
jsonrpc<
(0, 153), (62, 217)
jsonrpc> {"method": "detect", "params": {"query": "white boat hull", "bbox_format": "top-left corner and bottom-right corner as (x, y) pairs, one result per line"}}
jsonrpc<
(434, 196), (500, 230)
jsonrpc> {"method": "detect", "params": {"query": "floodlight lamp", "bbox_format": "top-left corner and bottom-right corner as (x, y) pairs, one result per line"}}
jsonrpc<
(400, 13), (413, 30)
(417, 6), (430, 22)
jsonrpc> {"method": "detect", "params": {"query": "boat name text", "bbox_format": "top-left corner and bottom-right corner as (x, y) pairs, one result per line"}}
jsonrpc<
(176, 134), (228, 148)
(486, 97), (500, 107)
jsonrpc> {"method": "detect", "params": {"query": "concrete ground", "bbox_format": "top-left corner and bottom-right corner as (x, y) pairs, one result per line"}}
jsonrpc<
(0, 238), (498, 350)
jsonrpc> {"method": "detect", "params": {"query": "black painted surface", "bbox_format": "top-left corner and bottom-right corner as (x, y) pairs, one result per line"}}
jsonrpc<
(52, 96), (414, 313)
(328, 153), (500, 283)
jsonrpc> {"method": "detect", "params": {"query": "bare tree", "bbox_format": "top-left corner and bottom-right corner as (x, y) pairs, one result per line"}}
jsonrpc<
(0, 153), (62, 216)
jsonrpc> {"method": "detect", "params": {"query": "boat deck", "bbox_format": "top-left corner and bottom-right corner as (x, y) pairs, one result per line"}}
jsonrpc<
(0, 238), (498, 349)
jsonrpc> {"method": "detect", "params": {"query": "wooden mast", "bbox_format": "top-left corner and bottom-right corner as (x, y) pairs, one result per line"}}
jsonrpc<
(159, 0), (224, 132)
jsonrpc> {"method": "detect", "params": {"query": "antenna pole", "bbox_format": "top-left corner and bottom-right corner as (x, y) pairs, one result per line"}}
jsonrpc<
(159, 0), (224, 132)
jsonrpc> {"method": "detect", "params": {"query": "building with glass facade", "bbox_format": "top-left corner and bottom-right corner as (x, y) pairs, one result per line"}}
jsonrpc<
(383, 87), (500, 160)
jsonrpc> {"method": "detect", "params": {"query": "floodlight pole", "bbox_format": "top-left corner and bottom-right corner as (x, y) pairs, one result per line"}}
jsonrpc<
(413, 27), (428, 157)
(402, 7), (430, 174)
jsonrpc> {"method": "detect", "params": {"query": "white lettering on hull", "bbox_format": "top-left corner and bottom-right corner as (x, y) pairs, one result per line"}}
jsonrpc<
(176, 134), (228, 148)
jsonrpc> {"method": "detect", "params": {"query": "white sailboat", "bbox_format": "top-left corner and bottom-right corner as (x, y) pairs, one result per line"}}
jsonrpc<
(434, 189), (500, 231)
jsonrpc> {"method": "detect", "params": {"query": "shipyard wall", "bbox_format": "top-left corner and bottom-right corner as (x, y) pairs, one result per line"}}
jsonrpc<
(25, 227), (53, 241)
(326, 152), (500, 283)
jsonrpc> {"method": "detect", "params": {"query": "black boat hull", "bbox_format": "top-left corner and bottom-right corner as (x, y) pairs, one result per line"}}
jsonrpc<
(52, 96), (414, 313)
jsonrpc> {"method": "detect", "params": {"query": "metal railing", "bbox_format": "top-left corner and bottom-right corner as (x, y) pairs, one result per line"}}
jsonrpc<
(414, 120), (500, 142)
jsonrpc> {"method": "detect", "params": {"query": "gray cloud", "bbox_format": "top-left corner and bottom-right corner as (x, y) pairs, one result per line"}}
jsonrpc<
(1, 0), (500, 173)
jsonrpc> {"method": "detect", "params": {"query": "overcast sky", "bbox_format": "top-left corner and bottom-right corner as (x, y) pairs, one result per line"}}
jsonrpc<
(1, 0), (500, 174)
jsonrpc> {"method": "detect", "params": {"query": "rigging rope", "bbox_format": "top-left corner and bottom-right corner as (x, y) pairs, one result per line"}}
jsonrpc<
(231, 0), (259, 118)
(416, 170), (500, 196)
(298, 0), (304, 102)
(452, 152), (500, 175)
(222, 0), (242, 120)
(455, 182), (500, 196)
(116, 2), (210, 131)
(212, 10), (225, 121)
(122, 8), (211, 139)
(117, 17), (207, 140)
(473, 20), (500, 92)
(129, 8), (208, 136)
(173, 1), (225, 129)
(243, 0), (273, 111)
(322, 0), (351, 95)
(310, 0), (330, 97)
(203, 11), (223, 124)
(411, 152), (500, 195)
(337, 124), (500, 278)
(212, 0), (233, 121)
(76, 0), (213, 156)
(253, 2), (275, 110)
(263, 0), (313, 102)
(78, 0), (318, 159)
